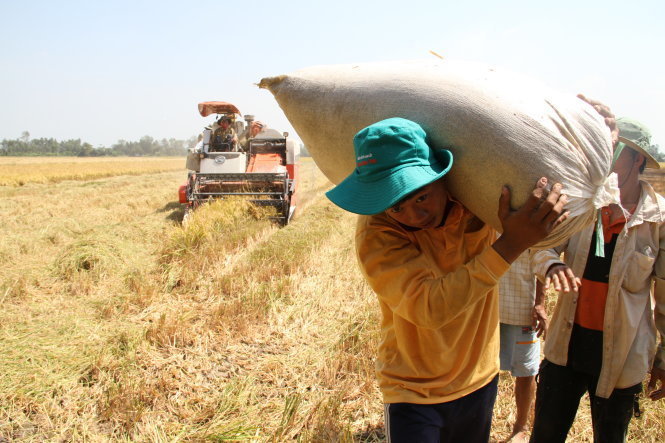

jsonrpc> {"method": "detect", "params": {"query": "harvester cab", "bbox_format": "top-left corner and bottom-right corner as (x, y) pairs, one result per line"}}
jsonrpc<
(179, 101), (300, 225)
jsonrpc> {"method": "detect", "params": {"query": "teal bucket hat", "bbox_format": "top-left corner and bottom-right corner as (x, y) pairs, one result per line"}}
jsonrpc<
(326, 117), (453, 215)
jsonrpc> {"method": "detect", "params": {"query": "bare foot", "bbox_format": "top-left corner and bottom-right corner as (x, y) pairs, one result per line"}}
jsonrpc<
(504, 430), (529, 443)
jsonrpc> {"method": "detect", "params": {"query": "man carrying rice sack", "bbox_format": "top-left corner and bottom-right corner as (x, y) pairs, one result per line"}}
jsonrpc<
(529, 118), (665, 443)
(325, 117), (568, 442)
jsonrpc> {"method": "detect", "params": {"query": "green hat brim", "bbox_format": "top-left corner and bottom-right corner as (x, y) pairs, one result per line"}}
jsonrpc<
(326, 149), (453, 215)
(618, 136), (660, 169)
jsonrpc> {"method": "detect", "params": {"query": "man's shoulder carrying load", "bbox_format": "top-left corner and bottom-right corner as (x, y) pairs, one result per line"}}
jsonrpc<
(259, 59), (616, 249)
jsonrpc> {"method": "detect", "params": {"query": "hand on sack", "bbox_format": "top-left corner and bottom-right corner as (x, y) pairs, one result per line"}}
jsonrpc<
(577, 93), (619, 146)
(493, 177), (569, 263)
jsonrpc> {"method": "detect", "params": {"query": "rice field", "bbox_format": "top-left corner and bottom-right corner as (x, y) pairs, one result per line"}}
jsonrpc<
(0, 156), (185, 186)
(1, 156), (664, 441)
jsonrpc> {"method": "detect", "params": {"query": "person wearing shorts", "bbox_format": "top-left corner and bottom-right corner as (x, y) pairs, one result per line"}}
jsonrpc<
(499, 250), (547, 442)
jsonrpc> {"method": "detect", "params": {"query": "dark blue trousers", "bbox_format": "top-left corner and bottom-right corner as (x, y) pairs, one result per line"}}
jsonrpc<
(385, 375), (498, 443)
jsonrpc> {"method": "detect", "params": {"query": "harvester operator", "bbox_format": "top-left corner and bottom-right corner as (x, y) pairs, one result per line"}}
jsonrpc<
(210, 115), (239, 152)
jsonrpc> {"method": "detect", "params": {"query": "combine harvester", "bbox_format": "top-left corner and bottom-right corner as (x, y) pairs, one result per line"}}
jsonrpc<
(179, 101), (300, 225)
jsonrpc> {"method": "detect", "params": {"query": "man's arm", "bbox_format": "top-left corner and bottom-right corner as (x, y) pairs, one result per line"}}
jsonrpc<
(533, 279), (548, 339)
(648, 367), (665, 401)
(648, 221), (665, 400)
(358, 177), (567, 330)
(648, 273), (665, 400)
(357, 217), (509, 330)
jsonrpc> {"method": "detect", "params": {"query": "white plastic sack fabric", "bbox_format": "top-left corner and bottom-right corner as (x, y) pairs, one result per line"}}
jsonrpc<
(259, 59), (617, 249)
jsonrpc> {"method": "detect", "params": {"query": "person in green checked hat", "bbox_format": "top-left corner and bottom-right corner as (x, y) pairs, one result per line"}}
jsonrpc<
(530, 117), (665, 443)
(326, 117), (569, 443)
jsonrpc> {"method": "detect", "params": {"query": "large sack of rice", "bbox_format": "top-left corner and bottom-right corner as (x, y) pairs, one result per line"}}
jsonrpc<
(259, 59), (618, 249)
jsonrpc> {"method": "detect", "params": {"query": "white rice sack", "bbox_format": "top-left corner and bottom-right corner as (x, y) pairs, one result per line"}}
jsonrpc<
(259, 59), (617, 249)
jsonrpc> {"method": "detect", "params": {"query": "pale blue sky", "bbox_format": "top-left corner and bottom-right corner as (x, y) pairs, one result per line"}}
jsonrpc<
(1, 0), (663, 147)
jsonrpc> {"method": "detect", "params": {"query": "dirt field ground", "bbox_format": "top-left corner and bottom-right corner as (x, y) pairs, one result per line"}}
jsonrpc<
(1, 157), (664, 441)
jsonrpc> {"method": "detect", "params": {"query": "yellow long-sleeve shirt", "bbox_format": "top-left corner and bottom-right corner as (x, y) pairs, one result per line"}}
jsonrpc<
(356, 201), (510, 404)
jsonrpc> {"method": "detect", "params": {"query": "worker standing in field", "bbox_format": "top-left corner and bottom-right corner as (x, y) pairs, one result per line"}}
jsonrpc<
(325, 117), (569, 443)
(497, 250), (547, 443)
(529, 117), (665, 443)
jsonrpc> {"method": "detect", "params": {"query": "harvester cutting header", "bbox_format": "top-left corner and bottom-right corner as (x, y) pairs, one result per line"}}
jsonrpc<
(179, 101), (300, 224)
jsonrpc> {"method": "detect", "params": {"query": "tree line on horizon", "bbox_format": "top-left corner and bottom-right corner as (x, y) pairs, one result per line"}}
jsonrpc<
(4, 131), (656, 162)
(1, 131), (316, 158)
(0, 132), (197, 157)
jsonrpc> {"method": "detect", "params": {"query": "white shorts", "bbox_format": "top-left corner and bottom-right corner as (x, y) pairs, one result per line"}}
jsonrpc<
(499, 323), (540, 377)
